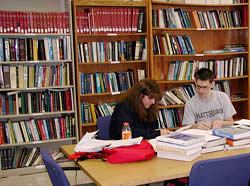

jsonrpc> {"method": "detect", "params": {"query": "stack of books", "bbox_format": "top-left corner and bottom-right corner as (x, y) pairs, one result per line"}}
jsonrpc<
(181, 129), (226, 153)
(212, 124), (250, 150)
(155, 132), (205, 161)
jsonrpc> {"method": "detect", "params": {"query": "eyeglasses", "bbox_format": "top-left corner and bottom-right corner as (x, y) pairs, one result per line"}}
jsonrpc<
(195, 84), (211, 90)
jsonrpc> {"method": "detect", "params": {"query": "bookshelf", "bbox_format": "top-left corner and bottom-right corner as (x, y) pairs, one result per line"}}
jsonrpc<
(0, 0), (78, 172)
(72, 0), (149, 138)
(149, 0), (249, 130)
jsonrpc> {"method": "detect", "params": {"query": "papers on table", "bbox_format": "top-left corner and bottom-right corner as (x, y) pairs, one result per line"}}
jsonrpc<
(74, 131), (143, 152)
(234, 119), (250, 126)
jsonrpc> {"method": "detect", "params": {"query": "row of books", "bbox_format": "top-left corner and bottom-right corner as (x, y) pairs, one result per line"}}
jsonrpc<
(0, 63), (71, 89)
(0, 147), (64, 170)
(80, 69), (146, 94)
(0, 88), (73, 116)
(153, 8), (243, 29)
(167, 57), (247, 81)
(192, 9), (244, 28)
(76, 8), (144, 34)
(157, 108), (183, 129)
(0, 11), (69, 34)
(160, 81), (232, 106)
(0, 115), (75, 144)
(0, 36), (71, 62)
(153, 34), (195, 55)
(80, 102), (115, 124)
(77, 38), (147, 63)
(160, 0), (247, 4)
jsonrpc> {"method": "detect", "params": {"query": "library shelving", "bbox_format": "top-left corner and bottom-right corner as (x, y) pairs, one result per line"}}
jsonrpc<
(72, 0), (150, 138)
(0, 0), (78, 173)
(149, 0), (249, 130)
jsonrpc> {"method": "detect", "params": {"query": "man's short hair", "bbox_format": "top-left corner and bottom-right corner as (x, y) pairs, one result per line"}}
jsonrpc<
(194, 68), (215, 83)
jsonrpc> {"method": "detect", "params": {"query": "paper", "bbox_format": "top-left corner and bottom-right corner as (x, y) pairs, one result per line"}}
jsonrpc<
(74, 131), (143, 152)
(107, 137), (143, 149)
(234, 119), (250, 126)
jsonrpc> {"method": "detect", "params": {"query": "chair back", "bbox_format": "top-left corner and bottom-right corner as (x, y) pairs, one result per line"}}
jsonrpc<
(41, 149), (70, 186)
(189, 153), (250, 186)
(97, 116), (111, 140)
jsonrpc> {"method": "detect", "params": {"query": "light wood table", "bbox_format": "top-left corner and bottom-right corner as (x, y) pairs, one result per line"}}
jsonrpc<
(60, 144), (250, 186)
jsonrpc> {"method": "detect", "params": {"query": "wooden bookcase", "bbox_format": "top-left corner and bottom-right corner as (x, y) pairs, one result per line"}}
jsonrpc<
(72, 0), (150, 138)
(149, 0), (250, 130)
(0, 0), (78, 173)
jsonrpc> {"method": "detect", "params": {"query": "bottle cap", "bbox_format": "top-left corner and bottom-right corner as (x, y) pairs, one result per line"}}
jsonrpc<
(123, 122), (129, 125)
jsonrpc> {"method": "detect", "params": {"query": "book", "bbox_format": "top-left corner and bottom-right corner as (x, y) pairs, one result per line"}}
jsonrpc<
(157, 150), (201, 161)
(212, 126), (250, 140)
(226, 138), (250, 146)
(155, 144), (201, 156)
(180, 129), (226, 148)
(156, 132), (205, 146)
(202, 144), (225, 154)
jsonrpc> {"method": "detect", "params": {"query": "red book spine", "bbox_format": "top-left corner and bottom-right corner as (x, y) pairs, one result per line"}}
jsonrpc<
(27, 12), (31, 33)
(9, 11), (14, 33)
(50, 91), (54, 112)
(13, 11), (17, 33)
(65, 12), (69, 33)
(23, 11), (28, 33)
(43, 12), (48, 33)
(0, 11), (3, 33)
(49, 119), (55, 139)
(126, 8), (130, 33)
(5, 95), (9, 115)
(0, 122), (4, 144)
(37, 120), (46, 140)
(56, 12), (59, 34)
(60, 118), (65, 138)
(2, 11), (7, 33)
(34, 12), (38, 33)
(56, 65), (60, 86)
(32, 12), (36, 33)
(76, 11), (80, 33)
(62, 12), (66, 34)
(65, 90), (72, 110)
(6, 11), (10, 33)
(42, 66), (46, 87)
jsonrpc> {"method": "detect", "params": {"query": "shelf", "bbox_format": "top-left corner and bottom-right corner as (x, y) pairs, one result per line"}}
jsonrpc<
(151, 1), (248, 6)
(80, 91), (126, 97)
(153, 52), (248, 57)
(0, 33), (72, 37)
(153, 27), (248, 31)
(0, 137), (76, 148)
(81, 123), (96, 127)
(77, 33), (147, 37)
(0, 85), (74, 92)
(0, 111), (75, 120)
(78, 60), (147, 65)
(0, 60), (72, 64)
(159, 104), (185, 109)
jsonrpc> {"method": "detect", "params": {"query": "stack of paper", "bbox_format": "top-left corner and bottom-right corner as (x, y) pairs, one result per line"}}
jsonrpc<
(74, 131), (143, 152)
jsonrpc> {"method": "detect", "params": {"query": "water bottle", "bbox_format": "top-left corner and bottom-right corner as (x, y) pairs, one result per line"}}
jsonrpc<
(122, 122), (132, 140)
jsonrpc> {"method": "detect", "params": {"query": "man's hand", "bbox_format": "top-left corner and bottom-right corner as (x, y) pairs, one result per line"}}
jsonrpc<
(159, 128), (171, 135)
(212, 120), (224, 129)
(192, 121), (211, 130)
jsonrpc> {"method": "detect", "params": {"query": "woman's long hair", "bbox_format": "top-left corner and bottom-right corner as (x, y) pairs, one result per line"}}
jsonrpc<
(118, 79), (162, 123)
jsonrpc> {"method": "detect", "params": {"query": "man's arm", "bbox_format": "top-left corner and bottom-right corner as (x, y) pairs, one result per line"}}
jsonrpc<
(212, 117), (234, 129)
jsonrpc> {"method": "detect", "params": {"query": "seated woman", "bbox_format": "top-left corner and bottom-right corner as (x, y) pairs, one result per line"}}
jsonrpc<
(110, 78), (170, 139)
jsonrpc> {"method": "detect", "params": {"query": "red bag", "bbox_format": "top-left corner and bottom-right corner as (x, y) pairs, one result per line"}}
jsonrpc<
(102, 139), (155, 164)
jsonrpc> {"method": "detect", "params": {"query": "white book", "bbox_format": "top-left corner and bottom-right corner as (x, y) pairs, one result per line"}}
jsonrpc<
(220, 0), (233, 4)
(157, 150), (202, 161)
(10, 65), (17, 88)
(156, 132), (205, 146)
(205, 0), (213, 3)
(155, 145), (201, 156)
(192, 0), (205, 3)
(202, 144), (225, 153)
(20, 121), (29, 142)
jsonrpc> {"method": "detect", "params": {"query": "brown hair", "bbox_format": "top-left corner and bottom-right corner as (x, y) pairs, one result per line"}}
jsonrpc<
(194, 68), (215, 83)
(118, 79), (162, 123)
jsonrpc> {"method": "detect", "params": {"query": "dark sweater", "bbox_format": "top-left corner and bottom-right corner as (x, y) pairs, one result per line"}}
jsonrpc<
(110, 102), (160, 139)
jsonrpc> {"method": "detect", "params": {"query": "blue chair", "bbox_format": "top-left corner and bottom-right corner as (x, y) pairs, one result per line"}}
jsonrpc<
(41, 149), (80, 186)
(189, 153), (250, 186)
(96, 116), (111, 140)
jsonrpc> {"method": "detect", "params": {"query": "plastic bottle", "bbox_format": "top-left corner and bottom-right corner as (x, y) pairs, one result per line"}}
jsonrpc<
(122, 122), (132, 140)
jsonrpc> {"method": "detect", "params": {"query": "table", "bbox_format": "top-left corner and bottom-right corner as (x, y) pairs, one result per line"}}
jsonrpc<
(60, 144), (250, 186)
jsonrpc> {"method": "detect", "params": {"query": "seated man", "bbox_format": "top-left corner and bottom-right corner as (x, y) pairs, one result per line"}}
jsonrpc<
(182, 68), (236, 130)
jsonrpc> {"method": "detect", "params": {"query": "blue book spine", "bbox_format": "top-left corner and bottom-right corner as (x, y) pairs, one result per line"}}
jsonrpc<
(212, 129), (234, 139)
(0, 39), (4, 61)
(48, 37), (54, 60)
